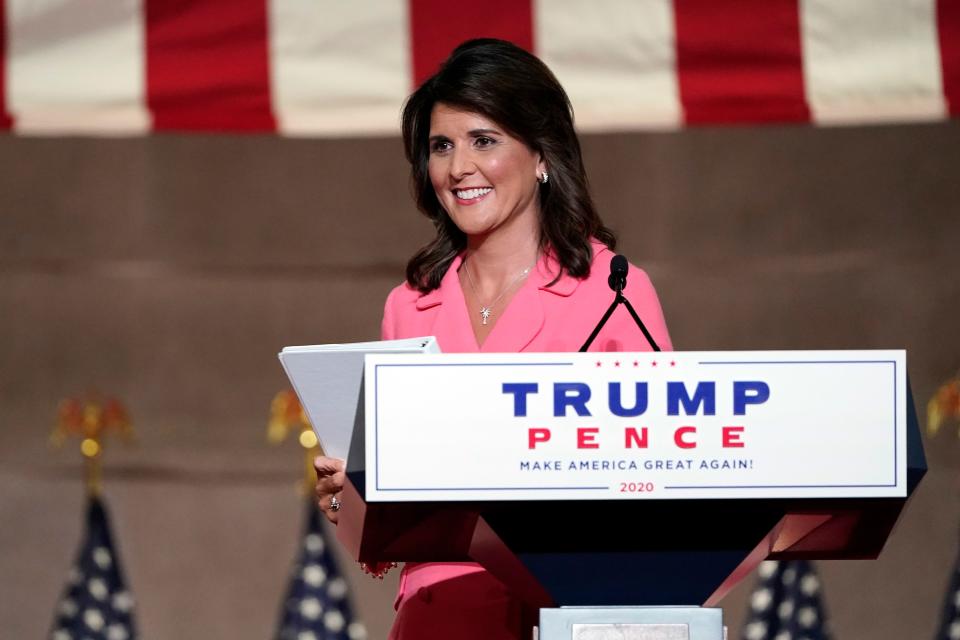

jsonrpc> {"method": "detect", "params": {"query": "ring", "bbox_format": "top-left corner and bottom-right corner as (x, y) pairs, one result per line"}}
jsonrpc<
(329, 496), (342, 512)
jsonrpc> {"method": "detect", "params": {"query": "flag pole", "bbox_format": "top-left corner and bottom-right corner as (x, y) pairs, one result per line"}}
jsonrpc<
(48, 393), (139, 639)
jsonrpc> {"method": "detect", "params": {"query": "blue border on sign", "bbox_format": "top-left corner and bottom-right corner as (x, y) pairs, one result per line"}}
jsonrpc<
(371, 357), (901, 496)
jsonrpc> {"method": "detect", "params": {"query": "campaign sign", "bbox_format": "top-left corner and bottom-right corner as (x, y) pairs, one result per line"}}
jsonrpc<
(363, 350), (907, 502)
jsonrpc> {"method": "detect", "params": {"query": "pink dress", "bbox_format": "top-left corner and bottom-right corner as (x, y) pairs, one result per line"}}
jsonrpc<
(381, 240), (672, 639)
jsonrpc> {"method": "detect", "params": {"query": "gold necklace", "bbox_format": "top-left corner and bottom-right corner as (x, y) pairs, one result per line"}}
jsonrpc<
(463, 257), (537, 325)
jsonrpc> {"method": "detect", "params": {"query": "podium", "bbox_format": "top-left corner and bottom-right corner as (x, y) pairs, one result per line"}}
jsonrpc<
(300, 350), (927, 639)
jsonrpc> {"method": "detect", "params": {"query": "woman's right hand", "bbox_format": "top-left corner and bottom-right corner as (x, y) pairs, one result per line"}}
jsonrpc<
(314, 456), (346, 524)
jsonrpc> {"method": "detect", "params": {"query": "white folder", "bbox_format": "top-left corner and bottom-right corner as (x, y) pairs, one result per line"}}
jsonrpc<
(278, 337), (440, 459)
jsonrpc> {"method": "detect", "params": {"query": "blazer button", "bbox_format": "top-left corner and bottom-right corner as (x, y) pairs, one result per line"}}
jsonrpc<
(417, 586), (432, 603)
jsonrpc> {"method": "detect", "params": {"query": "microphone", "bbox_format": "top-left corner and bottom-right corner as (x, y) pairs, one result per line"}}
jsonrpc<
(580, 254), (661, 352)
(607, 254), (628, 292)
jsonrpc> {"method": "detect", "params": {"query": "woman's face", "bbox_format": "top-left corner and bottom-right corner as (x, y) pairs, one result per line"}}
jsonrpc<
(427, 103), (545, 240)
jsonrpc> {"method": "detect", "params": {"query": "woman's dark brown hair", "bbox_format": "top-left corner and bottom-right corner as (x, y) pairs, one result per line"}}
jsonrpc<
(401, 38), (617, 293)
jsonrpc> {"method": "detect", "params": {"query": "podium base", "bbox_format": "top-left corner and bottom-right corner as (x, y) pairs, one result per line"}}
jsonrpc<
(537, 607), (724, 640)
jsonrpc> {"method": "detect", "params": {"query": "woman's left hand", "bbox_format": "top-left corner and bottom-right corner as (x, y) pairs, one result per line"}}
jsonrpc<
(313, 455), (346, 524)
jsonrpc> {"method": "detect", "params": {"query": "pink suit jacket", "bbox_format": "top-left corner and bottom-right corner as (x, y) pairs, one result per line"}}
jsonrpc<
(382, 241), (671, 354)
(381, 240), (672, 639)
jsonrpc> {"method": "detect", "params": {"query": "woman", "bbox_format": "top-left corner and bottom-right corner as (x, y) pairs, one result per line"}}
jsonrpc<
(315, 38), (672, 639)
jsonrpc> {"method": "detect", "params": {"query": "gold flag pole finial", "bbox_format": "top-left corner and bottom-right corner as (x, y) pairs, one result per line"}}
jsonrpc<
(927, 373), (960, 439)
(50, 393), (135, 495)
(268, 390), (322, 494)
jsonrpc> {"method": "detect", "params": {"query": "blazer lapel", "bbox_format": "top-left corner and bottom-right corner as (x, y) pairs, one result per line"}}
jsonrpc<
(480, 272), (546, 353)
(422, 248), (589, 353)
(481, 249), (586, 352)
(423, 254), (481, 353)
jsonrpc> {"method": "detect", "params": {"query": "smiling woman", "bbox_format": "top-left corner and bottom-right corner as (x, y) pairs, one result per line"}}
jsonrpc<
(427, 105), (544, 244)
(313, 38), (672, 640)
(400, 39), (619, 297)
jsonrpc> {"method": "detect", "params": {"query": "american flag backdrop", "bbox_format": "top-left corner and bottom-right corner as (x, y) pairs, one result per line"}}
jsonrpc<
(741, 560), (832, 640)
(934, 537), (960, 640)
(274, 501), (366, 640)
(49, 496), (138, 640)
(0, 0), (957, 136)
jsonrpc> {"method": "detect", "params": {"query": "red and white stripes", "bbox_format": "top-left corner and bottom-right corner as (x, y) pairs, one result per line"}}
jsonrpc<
(0, 0), (957, 136)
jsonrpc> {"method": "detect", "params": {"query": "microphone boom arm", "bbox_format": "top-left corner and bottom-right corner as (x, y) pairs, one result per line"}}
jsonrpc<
(579, 289), (661, 352)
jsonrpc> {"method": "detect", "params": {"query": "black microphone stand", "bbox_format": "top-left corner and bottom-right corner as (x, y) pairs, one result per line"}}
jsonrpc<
(579, 263), (661, 353)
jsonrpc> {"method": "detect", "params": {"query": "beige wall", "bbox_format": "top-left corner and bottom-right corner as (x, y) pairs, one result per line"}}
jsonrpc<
(1, 122), (958, 639)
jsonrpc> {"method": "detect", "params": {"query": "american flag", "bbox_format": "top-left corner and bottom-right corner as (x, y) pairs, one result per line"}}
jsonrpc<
(274, 501), (367, 640)
(49, 496), (138, 640)
(934, 540), (960, 640)
(741, 560), (833, 640)
(0, 0), (957, 135)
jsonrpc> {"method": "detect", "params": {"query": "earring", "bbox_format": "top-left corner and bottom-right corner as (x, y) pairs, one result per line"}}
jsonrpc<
(538, 172), (549, 185)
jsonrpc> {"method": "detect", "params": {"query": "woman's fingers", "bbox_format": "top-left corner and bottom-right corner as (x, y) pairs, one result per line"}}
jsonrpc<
(316, 473), (344, 495)
(314, 455), (345, 478)
(314, 456), (346, 524)
(314, 457), (345, 493)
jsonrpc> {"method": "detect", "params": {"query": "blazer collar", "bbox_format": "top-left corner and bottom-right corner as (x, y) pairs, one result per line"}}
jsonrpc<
(414, 243), (600, 309)
(531, 251), (579, 297)
(413, 253), (461, 311)
(533, 239), (610, 296)
(412, 242), (606, 352)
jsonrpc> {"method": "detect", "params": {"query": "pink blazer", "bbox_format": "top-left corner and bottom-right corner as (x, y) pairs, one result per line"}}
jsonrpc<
(382, 240), (672, 639)
(382, 240), (672, 354)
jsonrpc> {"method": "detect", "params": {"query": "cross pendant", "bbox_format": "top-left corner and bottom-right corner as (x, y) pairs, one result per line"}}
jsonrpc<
(480, 307), (491, 325)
